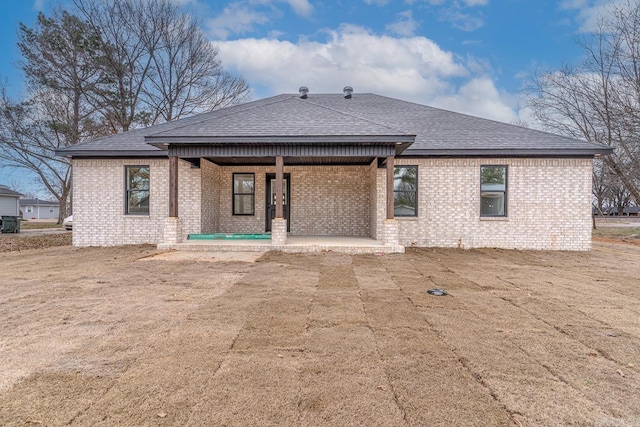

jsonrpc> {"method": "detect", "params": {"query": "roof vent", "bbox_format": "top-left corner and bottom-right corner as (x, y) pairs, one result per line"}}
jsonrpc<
(343, 86), (353, 99)
(299, 86), (309, 99)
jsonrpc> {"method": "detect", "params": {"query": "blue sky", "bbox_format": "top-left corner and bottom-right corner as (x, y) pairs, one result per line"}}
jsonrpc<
(0, 0), (620, 195)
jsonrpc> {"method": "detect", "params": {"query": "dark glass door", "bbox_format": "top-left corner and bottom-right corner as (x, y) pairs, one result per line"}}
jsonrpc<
(265, 173), (290, 232)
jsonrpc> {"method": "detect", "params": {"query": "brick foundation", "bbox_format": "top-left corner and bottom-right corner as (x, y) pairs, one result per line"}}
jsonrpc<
(271, 218), (287, 245)
(159, 217), (183, 248)
(381, 219), (399, 245)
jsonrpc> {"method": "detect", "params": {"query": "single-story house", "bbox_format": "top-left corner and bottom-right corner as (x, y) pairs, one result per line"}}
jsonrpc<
(57, 87), (612, 252)
(596, 206), (640, 217)
(19, 199), (60, 220)
(0, 185), (23, 216)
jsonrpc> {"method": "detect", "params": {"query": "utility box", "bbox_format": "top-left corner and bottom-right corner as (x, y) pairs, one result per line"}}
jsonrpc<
(1, 215), (21, 233)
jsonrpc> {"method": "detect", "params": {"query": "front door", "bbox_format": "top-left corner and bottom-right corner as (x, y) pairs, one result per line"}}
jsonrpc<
(265, 173), (290, 232)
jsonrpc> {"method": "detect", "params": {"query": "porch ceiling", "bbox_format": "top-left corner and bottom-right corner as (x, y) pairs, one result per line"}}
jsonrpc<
(200, 155), (377, 166)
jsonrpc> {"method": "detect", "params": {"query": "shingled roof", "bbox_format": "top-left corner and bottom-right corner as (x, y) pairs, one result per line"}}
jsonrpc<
(57, 92), (612, 158)
(0, 185), (23, 197)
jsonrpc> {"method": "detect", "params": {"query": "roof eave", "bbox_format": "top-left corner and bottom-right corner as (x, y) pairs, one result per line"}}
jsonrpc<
(401, 147), (614, 157)
(145, 134), (416, 148)
(55, 149), (167, 158)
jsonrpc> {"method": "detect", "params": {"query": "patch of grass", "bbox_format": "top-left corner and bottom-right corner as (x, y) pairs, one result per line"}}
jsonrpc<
(19, 221), (62, 230)
(593, 226), (640, 240)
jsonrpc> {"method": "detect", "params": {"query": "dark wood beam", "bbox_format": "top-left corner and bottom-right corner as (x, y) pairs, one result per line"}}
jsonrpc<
(276, 156), (284, 218)
(169, 156), (178, 217)
(386, 156), (394, 220)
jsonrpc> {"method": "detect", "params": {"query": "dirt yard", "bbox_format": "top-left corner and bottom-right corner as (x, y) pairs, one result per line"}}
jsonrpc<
(0, 242), (639, 426)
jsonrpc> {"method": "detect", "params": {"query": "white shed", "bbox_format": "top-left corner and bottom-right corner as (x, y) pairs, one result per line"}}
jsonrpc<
(0, 185), (23, 216)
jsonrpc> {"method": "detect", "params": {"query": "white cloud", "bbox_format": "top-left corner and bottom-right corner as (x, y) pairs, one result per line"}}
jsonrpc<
(440, 8), (484, 31)
(461, 0), (488, 6)
(208, 3), (270, 40)
(171, 0), (198, 5)
(248, 0), (313, 16)
(363, 0), (391, 5)
(559, 0), (589, 10)
(216, 25), (518, 122)
(33, 0), (46, 11)
(282, 0), (313, 16)
(206, 0), (314, 39)
(431, 77), (518, 123)
(386, 10), (420, 37)
(560, 0), (626, 32)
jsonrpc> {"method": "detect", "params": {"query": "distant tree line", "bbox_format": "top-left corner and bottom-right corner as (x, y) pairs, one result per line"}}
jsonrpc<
(523, 0), (640, 214)
(0, 0), (250, 222)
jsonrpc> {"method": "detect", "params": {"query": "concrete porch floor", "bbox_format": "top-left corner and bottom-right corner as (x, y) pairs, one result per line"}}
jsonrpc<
(160, 236), (405, 254)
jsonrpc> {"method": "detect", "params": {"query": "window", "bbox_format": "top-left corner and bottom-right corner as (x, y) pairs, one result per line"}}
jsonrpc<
(233, 173), (254, 215)
(125, 166), (150, 215)
(480, 165), (507, 217)
(394, 166), (418, 217)
(26, 206), (33, 213)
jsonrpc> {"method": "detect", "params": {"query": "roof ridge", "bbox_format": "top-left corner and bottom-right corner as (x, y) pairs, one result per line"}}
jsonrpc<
(298, 96), (414, 135)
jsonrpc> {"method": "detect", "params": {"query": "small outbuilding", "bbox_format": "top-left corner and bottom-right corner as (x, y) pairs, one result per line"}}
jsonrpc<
(0, 185), (23, 217)
(19, 199), (61, 220)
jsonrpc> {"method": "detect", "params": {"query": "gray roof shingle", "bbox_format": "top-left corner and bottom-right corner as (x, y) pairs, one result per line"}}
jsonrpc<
(57, 93), (612, 157)
(0, 185), (23, 197)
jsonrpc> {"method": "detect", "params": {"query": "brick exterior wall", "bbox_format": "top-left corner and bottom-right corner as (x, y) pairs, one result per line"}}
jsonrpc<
(73, 157), (593, 251)
(369, 160), (380, 239)
(391, 158), (593, 251)
(72, 158), (200, 246)
(200, 159), (220, 233)
(291, 165), (370, 236)
(216, 165), (370, 236)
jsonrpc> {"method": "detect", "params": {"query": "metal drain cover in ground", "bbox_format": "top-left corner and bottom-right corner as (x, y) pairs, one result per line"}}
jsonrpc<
(427, 288), (447, 296)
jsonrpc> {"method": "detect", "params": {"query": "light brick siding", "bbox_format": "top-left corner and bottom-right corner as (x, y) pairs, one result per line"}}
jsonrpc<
(72, 158), (200, 246)
(369, 160), (380, 239)
(200, 159), (220, 233)
(291, 166), (369, 236)
(73, 157), (593, 251)
(391, 158), (593, 251)
(216, 165), (370, 236)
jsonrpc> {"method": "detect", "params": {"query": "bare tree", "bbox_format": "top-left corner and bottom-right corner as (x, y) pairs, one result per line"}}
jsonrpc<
(0, 10), (109, 222)
(523, 0), (640, 204)
(0, 1), (250, 221)
(73, 0), (250, 130)
(592, 160), (611, 215)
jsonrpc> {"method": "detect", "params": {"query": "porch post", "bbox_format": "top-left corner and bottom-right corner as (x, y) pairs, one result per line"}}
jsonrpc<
(161, 155), (183, 248)
(271, 155), (287, 245)
(382, 155), (399, 247)
(275, 156), (284, 218)
(386, 156), (394, 219)
(169, 155), (178, 217)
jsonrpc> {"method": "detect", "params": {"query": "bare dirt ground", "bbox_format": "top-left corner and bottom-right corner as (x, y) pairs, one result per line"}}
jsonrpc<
(0, 241), (639, 426)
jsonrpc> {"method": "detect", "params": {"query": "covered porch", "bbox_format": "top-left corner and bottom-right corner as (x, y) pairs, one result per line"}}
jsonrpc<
(147, 129), (415, 254)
